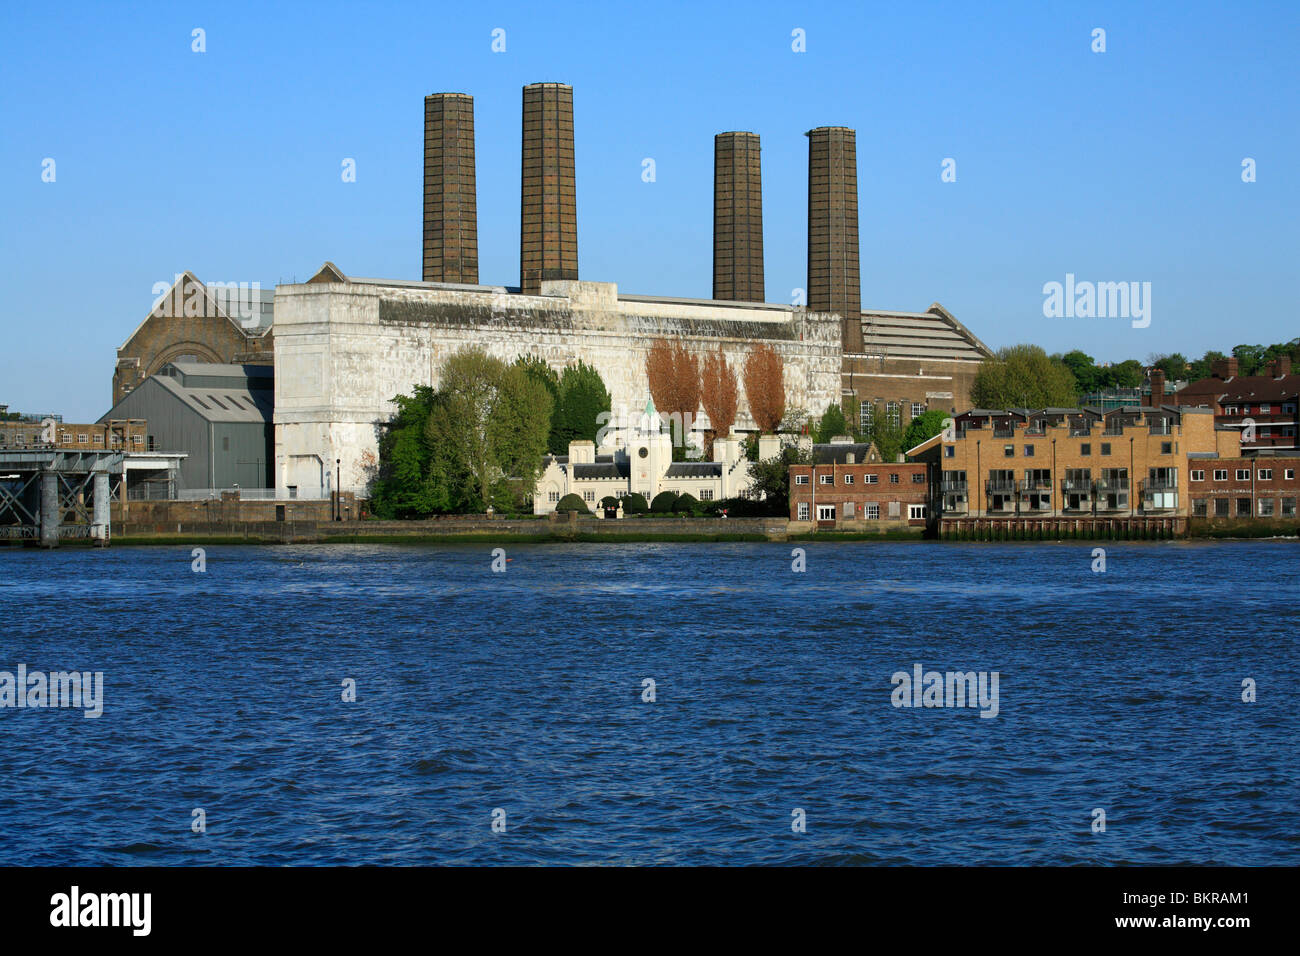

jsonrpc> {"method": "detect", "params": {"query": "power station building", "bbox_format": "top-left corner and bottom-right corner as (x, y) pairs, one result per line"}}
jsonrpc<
(114, 83), (993, 500)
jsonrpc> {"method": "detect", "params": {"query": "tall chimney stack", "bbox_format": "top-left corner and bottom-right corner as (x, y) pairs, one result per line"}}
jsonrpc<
(806, 127), (862, 351)
(520, 82), (578, 293)
(423, 93), (478, 284)
(713, 131), (764, 302)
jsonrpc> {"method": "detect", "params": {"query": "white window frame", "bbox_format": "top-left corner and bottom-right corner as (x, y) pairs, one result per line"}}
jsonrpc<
(1190, 470), (1204, 482)
(1236, 469), (1250, 481)
(843, 474), (854, 485)
(797, 502), (810, 521)
(794, 474), (809, 485)
(908, 504), (927, 520)
(1213, 469), (1228, 481)
(864, 503), (880, 520)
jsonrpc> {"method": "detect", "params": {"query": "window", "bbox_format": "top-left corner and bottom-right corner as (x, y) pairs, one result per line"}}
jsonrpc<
(549, 491), (559, 502)
(700, 488), (714, 501)
(908, 504), (927, 520)
(797, 502), (810, 521)
(864, 474), (878, 484)
(889, 473), (900, 484)
(1223, 406), (1238, 416)
(819, 474), (834, 485)
(1259, 498), (1275, 517)
(1236, 469), (1250, 481)
(1283, 497), (1296, 517)
(860, 402), (874, 433)
(864, 503), (880, 520)
(583, 490), (595, 502)
(1214, 498), (1229, 517)
(886, 402), (901, 429)
(1080, 443), (1091, 455)
(1236, 498), (1251, 517)
(1287, 469), (1296, 480)
(222, 436), (230, 451)
(207, 395), (228, 410)
(1024, 445), (1035, 457)
(1258, 469), (1273, 480)
(816, 504), (836, 521)
(1284, 403), (1297, 414)
(912, 473), (925, 484)
(911, 402), (926, 420)
(794, 474), (809, 485)
(944, 446), (954, 458)
(77, 434), (88, 443)
(1191, 470), (1205, 482)
(1161, 442), (1172, 455)
(1193, 499), (1208, 517)
(1260, 404), (1271, 414)
(1100, 443), (1111, 456)
(843, 474), (854, 485)
(1004, 445), (1014, 457)
(1213, 469), (1228, 481)
(93, 435), (103, 445)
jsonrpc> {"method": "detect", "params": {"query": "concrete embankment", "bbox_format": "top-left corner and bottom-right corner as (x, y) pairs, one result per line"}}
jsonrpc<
(111, 514), (793, 545)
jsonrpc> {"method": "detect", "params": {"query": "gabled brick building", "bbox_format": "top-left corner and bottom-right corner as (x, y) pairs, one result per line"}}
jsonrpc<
(1170, 356), (1298, 455)
(788, 438), (930, 529)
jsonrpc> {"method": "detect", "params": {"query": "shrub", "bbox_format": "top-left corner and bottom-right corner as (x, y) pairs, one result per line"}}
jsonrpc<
(600, 495), (619, 510)
(622, 493), (649, 514)
(555, 493), (590, 514)
(650, 491), (678, 513)
(674, 493), (700, 514)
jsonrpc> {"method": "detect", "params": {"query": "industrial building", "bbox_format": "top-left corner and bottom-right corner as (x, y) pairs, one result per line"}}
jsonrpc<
(110, 83), (995, 502)
(99, 362), (274, 492)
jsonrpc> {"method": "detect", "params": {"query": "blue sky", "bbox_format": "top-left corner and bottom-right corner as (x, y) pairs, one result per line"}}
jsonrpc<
(2, 1), (1298, 421)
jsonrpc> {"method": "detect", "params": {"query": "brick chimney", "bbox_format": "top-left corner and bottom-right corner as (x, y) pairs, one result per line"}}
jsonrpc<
(1211, 357), (1239, 380)
(423, 93), (478, 284)
(806, 127), (862, 352)
(1149, 368), (1165, 407)
(520, 83), (578, 293)
(713, 131), (764, 302)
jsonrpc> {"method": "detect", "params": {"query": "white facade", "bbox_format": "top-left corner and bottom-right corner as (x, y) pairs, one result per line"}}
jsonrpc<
(272, 266), (841, 498)
(532, 404), (760, 514)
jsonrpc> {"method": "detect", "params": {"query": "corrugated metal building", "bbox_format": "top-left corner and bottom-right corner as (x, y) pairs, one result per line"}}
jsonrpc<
(98, 362), (273, 490)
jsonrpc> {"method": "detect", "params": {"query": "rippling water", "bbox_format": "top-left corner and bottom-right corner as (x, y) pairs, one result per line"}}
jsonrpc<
(1, 540), (1296, 865)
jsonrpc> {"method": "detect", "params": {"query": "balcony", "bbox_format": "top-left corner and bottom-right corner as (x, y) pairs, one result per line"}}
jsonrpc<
(1018, 478), (1053, 492)
(993, 427), (1015, 439)
(1069, 426), (1092, 438)
(1093, 478), (1129, 493)
(1061, 478), (1093, 494)
(1102, 425), (1125, 436)
(985, 479), (1018, 495)
(939, 480), (969, 494)
(1148, 422), (1173, 436)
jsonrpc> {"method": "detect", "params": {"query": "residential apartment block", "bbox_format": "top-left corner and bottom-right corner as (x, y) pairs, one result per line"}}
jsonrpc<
(909, 405), (1237, 524)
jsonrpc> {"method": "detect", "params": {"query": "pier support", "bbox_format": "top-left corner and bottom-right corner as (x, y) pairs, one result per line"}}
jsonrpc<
(92, 471), (110, 546)
(39, 471), (59, 549)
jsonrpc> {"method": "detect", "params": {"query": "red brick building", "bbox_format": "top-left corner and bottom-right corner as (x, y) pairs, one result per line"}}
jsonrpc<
(1171, 357), (1298, 455)
(789, 440), (930, 529)
(1187, 456), (1299, 520)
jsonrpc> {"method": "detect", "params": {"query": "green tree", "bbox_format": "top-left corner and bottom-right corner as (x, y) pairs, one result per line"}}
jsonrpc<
(742, 442), (810, 516)
(369, 385), (439, 518)
(814, 402), (849, 443)
(869, 413), (905, 463)
(1232, 344), (1267, 376)
(971, 345), (1078, 409)
(551, 361), (611, 453)
(1108, 359), (1143, 388)
(902, 409), (948, 454)
(1058, 350), (1103, 396)
(423, 348), (553, 513)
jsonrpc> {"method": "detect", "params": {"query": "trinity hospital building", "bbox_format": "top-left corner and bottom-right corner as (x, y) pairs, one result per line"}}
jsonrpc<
(106, 84), (992, 499)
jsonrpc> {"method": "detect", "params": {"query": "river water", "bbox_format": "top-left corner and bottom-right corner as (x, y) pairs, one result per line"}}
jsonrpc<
(1, 540), (1296, 865)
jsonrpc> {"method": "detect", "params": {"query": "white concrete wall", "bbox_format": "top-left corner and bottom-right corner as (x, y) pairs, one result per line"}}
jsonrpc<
(273, 279), (841, 497)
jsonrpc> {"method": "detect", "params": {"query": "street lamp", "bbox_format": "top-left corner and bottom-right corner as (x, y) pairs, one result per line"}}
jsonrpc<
(335, 458), (342, 520)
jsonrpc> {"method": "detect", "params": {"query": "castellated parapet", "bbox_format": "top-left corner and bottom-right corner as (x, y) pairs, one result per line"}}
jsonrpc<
(272, 269), (841, 496)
